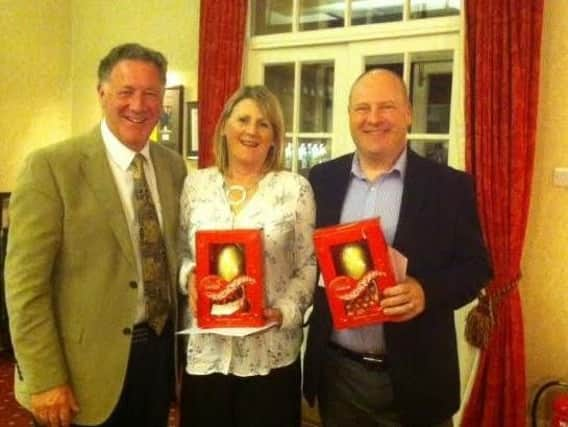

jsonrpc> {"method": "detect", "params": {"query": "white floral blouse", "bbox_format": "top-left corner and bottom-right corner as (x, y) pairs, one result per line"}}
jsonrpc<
(178, 167), (316, 376)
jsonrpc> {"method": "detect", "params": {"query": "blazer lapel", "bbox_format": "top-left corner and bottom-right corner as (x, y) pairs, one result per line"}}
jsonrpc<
(393, 149), (428, 250)
(80, 129), (136, 268)
(321, 154), (353, 226)
(332, 155), (354, 223)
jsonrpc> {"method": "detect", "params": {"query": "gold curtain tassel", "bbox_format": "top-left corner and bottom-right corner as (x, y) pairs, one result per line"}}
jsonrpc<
(465, 292), (494, 349)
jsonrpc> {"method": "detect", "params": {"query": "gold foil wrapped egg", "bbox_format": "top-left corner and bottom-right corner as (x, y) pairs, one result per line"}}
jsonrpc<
(339, 243), (369, 280)
(217, 244), (244, 282)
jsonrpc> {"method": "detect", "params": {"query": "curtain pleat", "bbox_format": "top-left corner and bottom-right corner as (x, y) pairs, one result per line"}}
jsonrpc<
(197, 0), (247, 168)
(462, 1), (544, 425)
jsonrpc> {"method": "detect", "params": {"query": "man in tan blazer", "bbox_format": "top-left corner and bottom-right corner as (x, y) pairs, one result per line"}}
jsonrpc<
(5, 43), (187, 427)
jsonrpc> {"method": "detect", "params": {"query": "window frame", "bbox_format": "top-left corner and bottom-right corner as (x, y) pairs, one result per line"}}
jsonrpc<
(245, 1), (465, 171)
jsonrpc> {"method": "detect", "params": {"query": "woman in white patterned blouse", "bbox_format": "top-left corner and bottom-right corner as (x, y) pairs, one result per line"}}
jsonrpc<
(178, 85), (316, 427)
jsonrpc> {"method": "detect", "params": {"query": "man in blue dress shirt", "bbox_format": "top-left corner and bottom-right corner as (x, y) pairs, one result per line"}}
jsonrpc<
(303, 69), (492, 426)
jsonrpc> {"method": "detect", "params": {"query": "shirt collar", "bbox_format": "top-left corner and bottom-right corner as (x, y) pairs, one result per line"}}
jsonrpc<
(351, 148), (407, 182)
(100, 119), (151, 171)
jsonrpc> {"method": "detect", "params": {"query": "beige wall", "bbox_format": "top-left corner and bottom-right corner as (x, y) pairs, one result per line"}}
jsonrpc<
(0, 0), (199, 192)
(0, 0), (72, 191)
(522, 0), (568, 409)
(70, 0), (199, 136)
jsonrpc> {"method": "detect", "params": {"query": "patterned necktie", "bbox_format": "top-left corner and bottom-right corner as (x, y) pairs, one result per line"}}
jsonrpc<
(131, 153), (170, 335)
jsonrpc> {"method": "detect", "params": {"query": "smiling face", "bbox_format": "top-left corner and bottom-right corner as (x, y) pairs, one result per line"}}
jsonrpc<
(349, 70), (411, 166)
(98, 59), (164, 151)
(223, 98), (275, 172)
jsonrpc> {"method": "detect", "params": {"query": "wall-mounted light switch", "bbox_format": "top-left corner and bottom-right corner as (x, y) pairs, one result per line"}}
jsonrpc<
(553, 168), (568, 187)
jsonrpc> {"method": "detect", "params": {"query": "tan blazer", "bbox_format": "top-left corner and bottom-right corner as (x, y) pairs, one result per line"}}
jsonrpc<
(5, 128), (187, 425)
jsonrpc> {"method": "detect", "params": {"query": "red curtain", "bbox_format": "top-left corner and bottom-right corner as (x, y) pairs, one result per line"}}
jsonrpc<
(462, 1), (544, 426)
(197, 0), (248, 168)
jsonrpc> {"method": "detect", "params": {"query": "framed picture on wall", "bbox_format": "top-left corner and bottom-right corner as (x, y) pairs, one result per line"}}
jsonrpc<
(152, 85), (184, 153)
(0, 193), (9, 231)
(185, 101), (199, 159)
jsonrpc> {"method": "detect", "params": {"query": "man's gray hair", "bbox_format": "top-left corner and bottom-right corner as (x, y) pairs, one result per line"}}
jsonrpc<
(98, 43), (168, 85)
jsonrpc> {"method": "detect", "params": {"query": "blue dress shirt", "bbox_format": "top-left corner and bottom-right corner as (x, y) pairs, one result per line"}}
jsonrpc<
(330, 149), (406, 354)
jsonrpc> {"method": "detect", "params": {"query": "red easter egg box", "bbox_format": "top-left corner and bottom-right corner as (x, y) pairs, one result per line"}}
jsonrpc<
(313, 219), (396, 329)
(195, 229), (265, 328)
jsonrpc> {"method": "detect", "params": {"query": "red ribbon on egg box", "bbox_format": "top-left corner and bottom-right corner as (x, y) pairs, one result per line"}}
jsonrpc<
(195, 229), (265, 328)
(313, 218), (396, 329)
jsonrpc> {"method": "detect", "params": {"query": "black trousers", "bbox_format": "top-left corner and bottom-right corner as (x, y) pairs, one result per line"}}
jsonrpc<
(179, 358), (301, 427)
(32, 321), (175, 427)
(318, 344), (454, 427)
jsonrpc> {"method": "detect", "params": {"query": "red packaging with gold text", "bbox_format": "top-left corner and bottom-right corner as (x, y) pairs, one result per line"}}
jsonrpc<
(313, 219), (396, 329)
(195, 229), (265, 328)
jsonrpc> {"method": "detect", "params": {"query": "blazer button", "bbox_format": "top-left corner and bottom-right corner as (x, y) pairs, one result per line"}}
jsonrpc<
(129, 281), (138, 289)
(123, 327), (132, 335)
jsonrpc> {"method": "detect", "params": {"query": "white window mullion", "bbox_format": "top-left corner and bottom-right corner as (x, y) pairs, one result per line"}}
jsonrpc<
(292, 0), (299, 33)
(345, 0), (353, 27)
(403, 51), (411, 89)
(403, 0), (411, 21)
(408, 133), (451, 141)
(291, 61), (301, 173)
(448, 39), (465, 170)
(297, 132), (334, 139)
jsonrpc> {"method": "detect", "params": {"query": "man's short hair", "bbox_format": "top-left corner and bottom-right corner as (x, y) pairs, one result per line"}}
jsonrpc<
(98, 43), (168, 85)
(348, 68), (409, 107)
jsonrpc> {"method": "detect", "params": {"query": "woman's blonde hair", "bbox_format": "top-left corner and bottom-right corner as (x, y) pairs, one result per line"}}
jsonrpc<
(213, 85), (285, 174)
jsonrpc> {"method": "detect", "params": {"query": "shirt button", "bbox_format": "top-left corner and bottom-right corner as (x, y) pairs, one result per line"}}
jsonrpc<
(122, 327), (132, 335)
(129, 281), (138, 289)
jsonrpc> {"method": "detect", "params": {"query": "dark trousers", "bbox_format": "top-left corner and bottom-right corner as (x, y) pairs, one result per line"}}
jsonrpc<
(35, 321), (174, 427)
(179, 358), (301, 427)
(318, 344), (453, 427)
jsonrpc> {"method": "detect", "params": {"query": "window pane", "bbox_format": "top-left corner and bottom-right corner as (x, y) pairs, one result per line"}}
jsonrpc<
(300, 63), (334, 133)
(364, 54), (404, 76)
(352, 0), (403, 26)
(410, 0), (460, 19)
(409, 51), (453, 134)
(298, 138), (332, 176)
(409, 140), (448, 164)
(299, 0), (345, 31)
(251, 0), (292, 35)
(265, 64), (295, 132)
